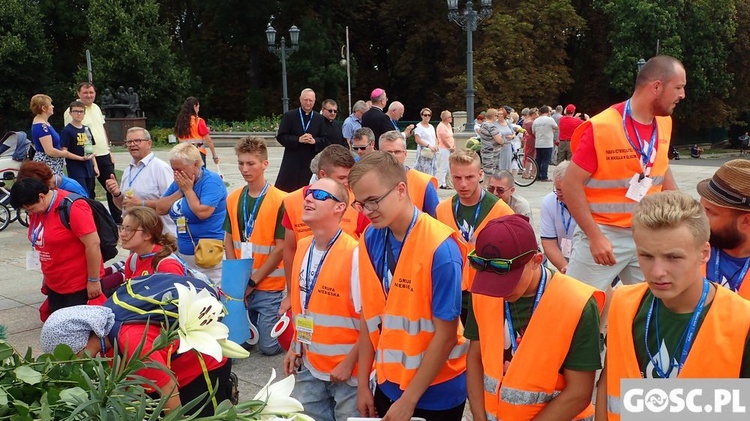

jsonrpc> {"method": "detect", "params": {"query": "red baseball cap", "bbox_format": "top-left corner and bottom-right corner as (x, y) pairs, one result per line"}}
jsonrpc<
(565, 104), (576, 114)
(471, 214), (538, 298)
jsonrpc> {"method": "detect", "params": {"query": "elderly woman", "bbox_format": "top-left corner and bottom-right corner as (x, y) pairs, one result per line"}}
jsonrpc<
(155, 143), (227, 284)
(10, 177), (103, 319)
(479, 108), (507, 184)
(494, 107), (516, 173)
(413, 107), (438, 176)
(436, 110), (455, 189)
(18, 161), (89, 198)
(30, 94), (92, 176)
(174, 97), (219, 167)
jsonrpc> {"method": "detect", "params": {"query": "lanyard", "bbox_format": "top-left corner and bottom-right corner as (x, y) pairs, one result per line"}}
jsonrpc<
(504, 268), (548, 354)
(644, 278), (709, 377)
(391, 119), (399, 130)
(381, 207), (419, 296)
(299, 108), (312, 133)
(712, 248), (750, 292)
(622, 100), (658, 177)
(454, 190), (484, 242)
(242, 183), (269, 240)
(31, 190), (58, 248)
(559, 202), (572, 236)
(127, 155), (155, 187)
(303, 229), (342, 311)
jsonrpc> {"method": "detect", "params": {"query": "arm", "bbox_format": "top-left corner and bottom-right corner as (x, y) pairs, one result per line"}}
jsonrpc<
(532, 369), (596, 421)
(276, 114), (303, 148)
(251, 238), (284, 285)
(280, 228), (297, 315)
(160, 379), (181, 413)
(357, 313), (377, 418)
(203, 133), (219, 164)
(39, 136), (73, 159)
(467, 340), (487, 421)
(224, 232), (235, 259)
(80, 231), (103, 299)
(183, 188), (216, 220)
(155, 190), (183, 216)
(330, 335), (360, 382)
(595, 358), (608, 421)
(541, 238), (568, 273)
(661, 167), (678, 191)
(105, 175), (124, 210)
(414, 133), (429, 147)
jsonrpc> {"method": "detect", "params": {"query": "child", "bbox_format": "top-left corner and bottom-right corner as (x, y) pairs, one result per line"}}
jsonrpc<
(60, 100), (98, 198)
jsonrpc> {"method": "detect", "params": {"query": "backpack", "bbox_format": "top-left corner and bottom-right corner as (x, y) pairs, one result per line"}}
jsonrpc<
(103, 273), (219, 343)
(127, 252), (212, 284)
(58, 193), (119, 262)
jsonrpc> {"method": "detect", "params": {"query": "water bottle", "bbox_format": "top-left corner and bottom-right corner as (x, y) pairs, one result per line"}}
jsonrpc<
(83, 127), (94, 155)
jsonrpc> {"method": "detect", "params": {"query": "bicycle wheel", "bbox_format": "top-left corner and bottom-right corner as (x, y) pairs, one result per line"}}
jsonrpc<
(0, 203), (11, 232)
(16, 208), (29, 227)
(515, 157), (539, 187)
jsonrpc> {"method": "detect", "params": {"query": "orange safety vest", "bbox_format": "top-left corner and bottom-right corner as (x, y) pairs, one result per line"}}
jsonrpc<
(226, 185), (286, 291)
(290, 233), (360, 378)
(177, 116), (208, 155)
(570, 108), (671, 228)
(406, 168), (438, 212)
(701, 255), (750, 299)
(606, 282), (750, 421)
(359, 213), (468, 389)
(473, 272), (604, 421)
(435, 196), (514, 291)
(283, 187), (360, 241)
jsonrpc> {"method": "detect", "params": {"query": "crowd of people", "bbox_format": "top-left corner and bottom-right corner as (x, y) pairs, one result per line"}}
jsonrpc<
(14, 54), (750, 420)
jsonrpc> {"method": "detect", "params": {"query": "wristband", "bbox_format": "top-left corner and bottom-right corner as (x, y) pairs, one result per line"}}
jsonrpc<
(113, 191), (122, 198)
(87, 277), (100, 283)
(247, 277), (257, 288)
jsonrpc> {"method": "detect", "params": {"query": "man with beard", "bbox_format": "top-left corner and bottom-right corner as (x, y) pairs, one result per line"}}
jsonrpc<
(697, 159), (750, 298)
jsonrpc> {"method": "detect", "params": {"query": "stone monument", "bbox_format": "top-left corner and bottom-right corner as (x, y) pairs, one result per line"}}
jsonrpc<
(101, 85), (146, 145)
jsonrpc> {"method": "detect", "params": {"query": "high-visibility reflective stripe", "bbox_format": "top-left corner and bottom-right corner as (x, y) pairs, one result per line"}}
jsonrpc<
(576, 416), (594, 421)
(496, 413), (591, 421)
(608, 394), (621, 415)
(487, 412), (497, 421)
(268, 268), (285, 278)
(230, 242), (275, 255)
(449, 341), (470, 359)
(585, 176), (664, 189)
(500, 386), (561, 405)
(379, 342), (468, 369)
(366, 316), (381, 333)
(383, 315), (435, 334)
(484, 374), (499, 394)
(306, 311), (360, 329)
(233, 241), (241, 249)
(308, 341), (354, 357)
(588, 202), (637, 214)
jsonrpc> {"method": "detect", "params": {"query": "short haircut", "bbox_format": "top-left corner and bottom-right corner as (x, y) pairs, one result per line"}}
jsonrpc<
(632, 190), (710, 246)
(17, 161), (53, 186)
(234, 136), (268, 160)
(485, 108), (498, 119)
(636, 55), (684, 88)
(69, 100), (85, 110)
(387, 101), (403, 113)
(300, 88), (315, 97)
(170, 142), (202, 164)
(492, 170), (515, 184)
(352, 100), (368, 113)
(555, 105), (563, 113)
(420, 107), (432, 116)
(440, 110), (452, 120)
(30, 94), (52, 115)
(521, 108), (530, 116)
(310, 153), (322, 173)
(126, 126), (151, 140)
(77, 82), (95, 92)
(349, 150), (407, 190)
(318, 144), (355, 174)
(353, 127), (375, 142)
(539, 105), (550, 114)
(553, 160), (570, 182)
(449, 149), (481, 168)
(320, 177), (350, 206)
(321, 99), (337, 109)
(378, 130), (406, 149)
(10, 177), (49, 209)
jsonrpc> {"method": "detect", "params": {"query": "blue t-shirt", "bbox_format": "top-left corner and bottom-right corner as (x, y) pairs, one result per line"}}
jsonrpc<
(363, 214), (466, 410)
(58, 176), (89, 198)
(423, 182), (439, 218)
(31, 123), (61, 151)
(60, 124), (95, 179)
(706, 248), (750, 292)
(163, 168), (227, 254)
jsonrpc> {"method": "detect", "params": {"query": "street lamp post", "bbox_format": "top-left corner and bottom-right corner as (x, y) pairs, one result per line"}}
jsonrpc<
(637, 58), (647, 73)
(447, 0), (492, 133)
(266, 23), (301, 113)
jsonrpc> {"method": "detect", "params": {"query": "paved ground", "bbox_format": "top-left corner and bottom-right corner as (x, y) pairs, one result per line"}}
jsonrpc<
(0, 145), (741, 408)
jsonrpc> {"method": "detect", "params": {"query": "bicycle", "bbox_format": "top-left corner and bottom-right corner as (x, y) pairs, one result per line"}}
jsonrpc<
(0, 177), (28, 230)
(511, 143), (538, 187)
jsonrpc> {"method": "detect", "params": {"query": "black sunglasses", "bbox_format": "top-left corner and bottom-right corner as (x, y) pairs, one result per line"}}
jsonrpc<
(352, 140), (374, 151)
(324, 108), (338, 113)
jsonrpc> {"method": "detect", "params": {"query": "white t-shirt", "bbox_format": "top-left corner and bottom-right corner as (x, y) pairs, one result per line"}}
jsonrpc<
(414, 123), (437, 148)
(120, 153), (176, 234)
(539, 192), (577, 247)
(532, 115), (558, 148)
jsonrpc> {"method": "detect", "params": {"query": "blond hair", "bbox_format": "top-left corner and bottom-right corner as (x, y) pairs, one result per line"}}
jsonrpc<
(349, 151), (407, 191)
(632, 191), (710, 245)
(30, 94), (52, 115)
(485, 108), (499, 119)
(170, 142), (202, 164)
(449, 149), (481, 168)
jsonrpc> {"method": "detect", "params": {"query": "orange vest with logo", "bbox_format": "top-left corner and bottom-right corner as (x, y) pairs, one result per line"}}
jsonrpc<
(435, 196), (514, 291)
(290, 233), (360, 378)
(570, 108), (671, 228)
(606, 283), (750, 421)
(359, 213), (468, 389)
(226, 185), (286, 291)
(701, 255), (750, 299)
(177, 116), (208, 155)
(473, 272), (604, 420)
(406, 168), (438, 212)
(283, 187), (360, 241)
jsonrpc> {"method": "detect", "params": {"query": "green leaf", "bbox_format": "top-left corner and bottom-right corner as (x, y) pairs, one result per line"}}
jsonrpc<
(52, 344), (77, 361)
(40, 391), (52, 421)
(0, 341), (14, 360)
(59, 386), (87, 406)
(0, 386), (8, 406)
(13, 366), (42, 385)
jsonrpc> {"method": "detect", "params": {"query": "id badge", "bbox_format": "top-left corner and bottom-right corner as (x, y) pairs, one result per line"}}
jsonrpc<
(240, 242), (253, 260)
(625, 173), (653, 203)
(560, 238), (573, 259)
(295, 314), (314, 345)
(26, 250), (41, 271)
(176, 216), (187, 234)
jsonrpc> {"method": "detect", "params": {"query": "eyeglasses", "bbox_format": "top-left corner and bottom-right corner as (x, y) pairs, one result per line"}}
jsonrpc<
(553, 186), (563, 197)
(118, 226), (144, 234)
(124, 138), (148, 145)
(385, 149), (407, 156)
(467, 249), (537, 275)
(487, 185), (509, 195)
(351, 184), (398, 212)
(70, 110), (85, 114)
(305, 188), (342, 203)
(422, 114), (431, 117)
(352, 140), (374, 151)
(324, 108), (338, 114)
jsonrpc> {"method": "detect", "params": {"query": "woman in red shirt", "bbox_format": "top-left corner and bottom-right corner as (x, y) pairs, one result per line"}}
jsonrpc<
(174, 97), (218, 167)
(122, 207), (186, 279)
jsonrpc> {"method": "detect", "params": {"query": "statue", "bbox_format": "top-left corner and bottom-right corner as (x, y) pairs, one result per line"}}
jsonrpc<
(102, 89), (114, 106)
(127, 87), (140, 116)
(101, 86), (141, 118)
(116, 86), (129, 105)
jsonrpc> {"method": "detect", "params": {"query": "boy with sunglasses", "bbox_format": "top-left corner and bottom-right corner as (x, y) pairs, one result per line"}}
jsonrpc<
(283, 177), (362, 420)
(224, 137), (287, 356)
(466, 214), (603, 421)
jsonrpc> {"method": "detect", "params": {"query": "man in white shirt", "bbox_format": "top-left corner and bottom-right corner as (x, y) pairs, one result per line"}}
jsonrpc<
(540, 161), (577, 273)
(532, 105), (559, 182)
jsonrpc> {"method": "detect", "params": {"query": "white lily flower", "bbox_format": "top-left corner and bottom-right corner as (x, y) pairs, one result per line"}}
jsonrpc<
(218, 338), (250, 359)
(253, 369), (305, 416)
(175, 282), (229, 362)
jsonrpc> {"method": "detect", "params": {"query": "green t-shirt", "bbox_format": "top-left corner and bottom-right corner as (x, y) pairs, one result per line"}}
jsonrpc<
(223, 186), (286, 241)
(632, 289), (750, 378)
(464, 285), (602, 372)
(451, 193), (500, 241)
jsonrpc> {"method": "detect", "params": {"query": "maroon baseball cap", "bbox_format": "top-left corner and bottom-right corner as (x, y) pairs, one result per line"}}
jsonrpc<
(565, 104), (576, 114)
(471, 214), (539, 298)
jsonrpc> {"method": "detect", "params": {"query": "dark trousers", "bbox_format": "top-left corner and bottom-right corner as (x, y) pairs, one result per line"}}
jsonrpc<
(180, 359), (233, 416)
(374, 386), (466, 421)
(47, 288), (88, 314)
(536, 147), (553, 180)
(95, 154), (122, 224)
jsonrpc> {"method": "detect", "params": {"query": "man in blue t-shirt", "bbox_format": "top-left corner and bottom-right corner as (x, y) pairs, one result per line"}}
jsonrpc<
(60, 101), (98, 198)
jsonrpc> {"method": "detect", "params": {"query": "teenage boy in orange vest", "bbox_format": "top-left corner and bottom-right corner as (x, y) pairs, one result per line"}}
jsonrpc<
(434, 149), (513, 322)
(349, 151), (468, 421)
(466, 214), (603, 421)
(224, 137), (286, 355)
(596, 191), (750, 421)
(283, 177), (361, 421)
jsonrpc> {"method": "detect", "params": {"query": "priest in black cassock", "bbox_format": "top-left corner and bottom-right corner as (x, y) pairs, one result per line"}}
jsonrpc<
(275, 88), (328, 192)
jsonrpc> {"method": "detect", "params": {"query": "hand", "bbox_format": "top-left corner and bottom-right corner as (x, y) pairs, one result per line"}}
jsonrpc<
(244, 284), (256, 305)
(357, 386), (377, 418)
(83, 154), (95, 161)
(104, 174), (119, 195)
(87, 280), (102, 299)
(429, 145), (438, 153)
(278, 295), (291, 316)
(122, 193), (142, 209)
(94, 166), (100, 178)
(406, 125), (415, 136)
(299, 133), (313, 144)
(590, 234), (616, 266)
(212, 156), (220, 164)
(174, 170), (195, 192)
(382, 397), (416, 421)
(560, 265), (568, 274)
(283, 348), (301, 376)
(330, 359), (354, 383)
